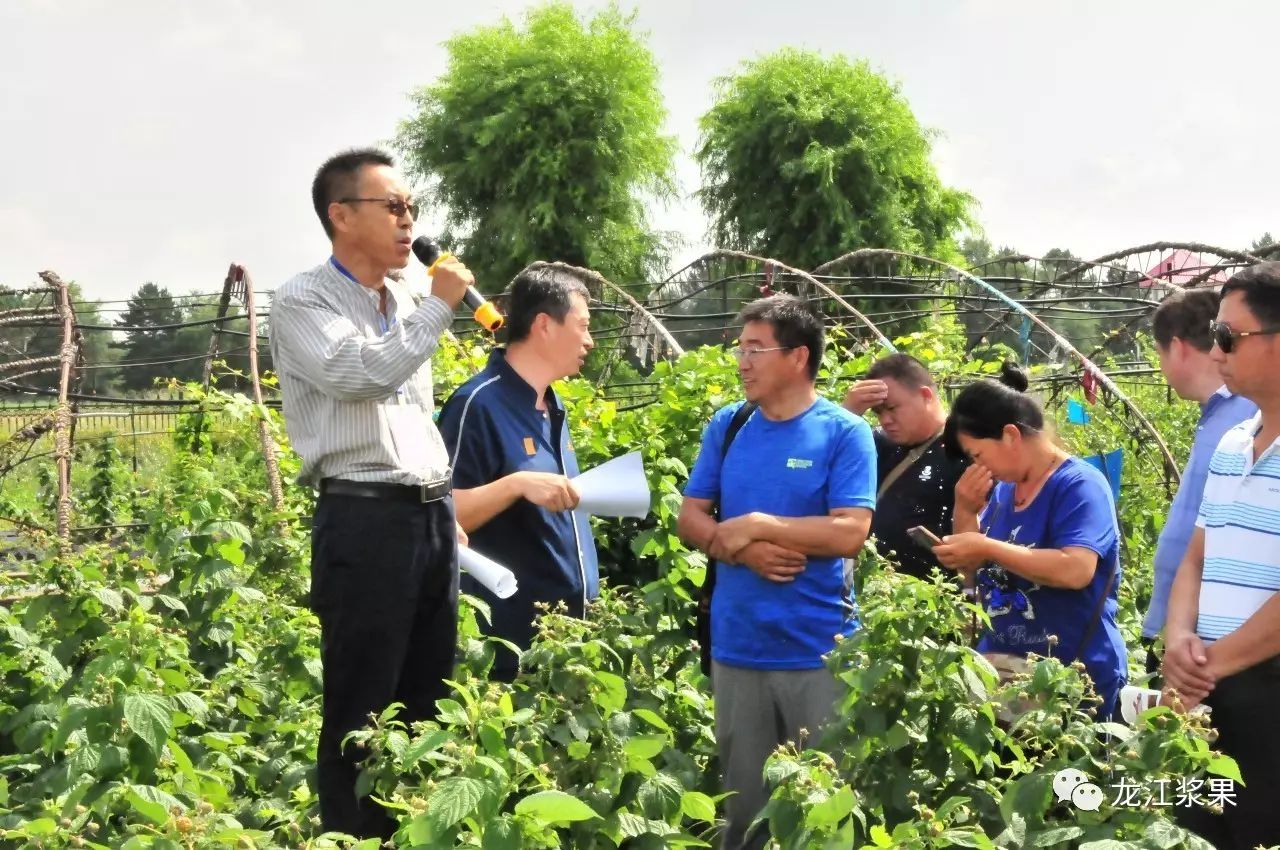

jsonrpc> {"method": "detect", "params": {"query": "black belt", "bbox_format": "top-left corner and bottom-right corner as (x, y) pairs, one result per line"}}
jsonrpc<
(319, 477), (451, 504)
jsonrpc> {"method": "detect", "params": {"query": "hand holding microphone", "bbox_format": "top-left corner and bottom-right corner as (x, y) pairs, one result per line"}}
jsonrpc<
(412, 236), (504, 331)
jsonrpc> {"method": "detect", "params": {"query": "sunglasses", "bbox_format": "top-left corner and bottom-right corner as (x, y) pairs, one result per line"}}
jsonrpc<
(1209, 319), (1280, 354)
(338, 197), (419, 219)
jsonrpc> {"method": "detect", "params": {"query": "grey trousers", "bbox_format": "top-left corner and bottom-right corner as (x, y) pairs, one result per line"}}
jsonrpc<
(712, 661), (842, 850)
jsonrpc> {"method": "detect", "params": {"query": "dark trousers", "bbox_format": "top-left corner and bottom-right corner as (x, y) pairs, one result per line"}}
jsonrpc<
(310, 493), (459, 839)
(1176, 656), (1280, 850)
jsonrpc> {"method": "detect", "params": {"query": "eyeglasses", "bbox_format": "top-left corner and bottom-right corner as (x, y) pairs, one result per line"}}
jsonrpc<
(1209, 319), (1280, 354)
(730, 345), (794, 361)
(338, 197), (419, 219)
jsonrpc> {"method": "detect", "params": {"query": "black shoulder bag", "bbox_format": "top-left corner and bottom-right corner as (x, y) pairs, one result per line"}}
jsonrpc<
(696, 402), (758, 677)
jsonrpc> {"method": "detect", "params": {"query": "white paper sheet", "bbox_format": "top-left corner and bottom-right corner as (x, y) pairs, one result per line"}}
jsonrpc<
(1118, 684), (1209, 725)
(458, 546), (518, 599)
(572, 451), (651, 518)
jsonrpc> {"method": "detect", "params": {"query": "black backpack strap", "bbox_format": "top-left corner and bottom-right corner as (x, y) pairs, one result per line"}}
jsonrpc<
(704, 402), (758, 594)
(711, 402), (758, 521)
(697, 402), (757, 677)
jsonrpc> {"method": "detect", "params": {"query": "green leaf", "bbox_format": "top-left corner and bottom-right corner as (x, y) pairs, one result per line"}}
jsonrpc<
(514, 790), (600, 825)
(92, 587), (124, 612)
(637, 772), (684, 820)
(202, 519), (252, 544)
(594, 670), (627, 712)
(172, 692), (208, 722)
(122, 693), (173, 755)
(680, 790), (717, 822)
(1206, 754), (1243, 783)
(436, 698), (469, 726)
(152, 594), (189, 615)
(1143, 819), (1185, 850)
(941, 830), (996, 849)
(805, 785), (854, 828)
(428, 776), (487, 830)
(633, 708), (671, 732)
(481, 816), (524, 850)
(1028, 826), (1085, 847)
(403, 729), (454, 766)
(623, 734), (666, 760)
(870, 824), (893, 847)
(23, 818), (57, 835)
(614, 811), (677, 838)
(127, 786), (176, 824)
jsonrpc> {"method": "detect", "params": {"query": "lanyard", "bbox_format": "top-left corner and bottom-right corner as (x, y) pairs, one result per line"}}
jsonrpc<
(331, 257), (408, 404)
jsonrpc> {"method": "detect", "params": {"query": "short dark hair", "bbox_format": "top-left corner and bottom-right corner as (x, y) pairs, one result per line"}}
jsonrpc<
(1152, 289), (1220, 351)
(943, 362), (1041, 458)
(866, 353), (936, 390)
(311, 148), (395, 239)
(737, 294), (824, 380)
(1221, 261), (1280, 327)
(504, 263), (592, 343)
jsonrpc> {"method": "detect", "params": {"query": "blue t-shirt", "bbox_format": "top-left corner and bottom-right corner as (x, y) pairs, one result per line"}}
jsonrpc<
(1142, 389), (1256, 638)
(684, 398), (877, 670)
(977, 457), (1127, 713)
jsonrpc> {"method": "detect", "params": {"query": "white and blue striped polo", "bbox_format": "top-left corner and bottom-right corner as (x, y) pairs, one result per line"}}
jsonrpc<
(1195, 412), (1280, 641)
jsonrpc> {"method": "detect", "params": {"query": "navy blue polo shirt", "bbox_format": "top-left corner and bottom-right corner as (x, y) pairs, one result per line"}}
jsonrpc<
(437, 349), (600, 671)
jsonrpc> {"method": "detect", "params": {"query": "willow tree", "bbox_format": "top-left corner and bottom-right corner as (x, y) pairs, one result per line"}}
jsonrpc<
(395, 3), (677, 288)
(696, 49), (972, 270)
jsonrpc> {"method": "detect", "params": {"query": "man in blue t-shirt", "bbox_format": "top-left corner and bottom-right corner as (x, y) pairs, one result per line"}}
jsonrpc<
(438, 263), (600, 681)
(678, 295), (876, 850)
(1141, 289), (1256, 676)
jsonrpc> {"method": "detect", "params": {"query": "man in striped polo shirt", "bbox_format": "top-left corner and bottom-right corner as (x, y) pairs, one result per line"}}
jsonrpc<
(270, 148), (473, 839)
(1164, 261), (1280, 850)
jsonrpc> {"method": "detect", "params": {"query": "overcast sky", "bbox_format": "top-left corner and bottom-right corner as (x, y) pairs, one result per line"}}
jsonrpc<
(2, 0), (1275, 304)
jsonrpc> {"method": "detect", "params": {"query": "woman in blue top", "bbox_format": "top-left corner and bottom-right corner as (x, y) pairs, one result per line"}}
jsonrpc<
(932, 363), (1128, 720)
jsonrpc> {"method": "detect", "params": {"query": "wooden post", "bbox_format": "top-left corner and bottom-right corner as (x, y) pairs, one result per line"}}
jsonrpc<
(238, 266), (286, 516)
(38, 271), (80, 553)
(202, 266), (237, 389)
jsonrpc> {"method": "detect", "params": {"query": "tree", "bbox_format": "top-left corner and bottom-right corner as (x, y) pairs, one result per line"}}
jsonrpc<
(113, 283), (183, 392)
(695, 49), (973, 270)
(961, 236), (993, 269)
(1252, 232), (1275, 253)
(394, 3), (677, 288)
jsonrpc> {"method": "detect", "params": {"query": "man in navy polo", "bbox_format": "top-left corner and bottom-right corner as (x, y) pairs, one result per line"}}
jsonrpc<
(437, 262), (600, 681)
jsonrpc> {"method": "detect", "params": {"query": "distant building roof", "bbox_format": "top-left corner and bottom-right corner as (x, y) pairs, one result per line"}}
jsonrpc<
(1140, 249), (1230, 288)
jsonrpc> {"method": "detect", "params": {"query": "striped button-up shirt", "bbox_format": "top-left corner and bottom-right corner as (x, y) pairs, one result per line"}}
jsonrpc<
(269, 260), (454, 487)
(1195, 412), (1280, 641)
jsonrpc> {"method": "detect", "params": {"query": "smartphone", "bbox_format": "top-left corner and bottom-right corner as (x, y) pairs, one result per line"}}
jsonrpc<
(906, 525), (942, 549)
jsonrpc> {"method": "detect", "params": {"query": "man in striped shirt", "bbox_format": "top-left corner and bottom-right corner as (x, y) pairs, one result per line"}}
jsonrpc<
(1164, 261), (1280, 850)
(269, 148), (473, 840)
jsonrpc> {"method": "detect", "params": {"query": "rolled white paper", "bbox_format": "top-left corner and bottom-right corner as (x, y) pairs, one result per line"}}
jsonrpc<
(572, 451), (651, 518)
(459, 546), (518, 599)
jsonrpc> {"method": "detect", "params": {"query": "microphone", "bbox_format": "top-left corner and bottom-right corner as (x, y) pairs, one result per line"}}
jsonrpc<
(411, 236), (504, 332)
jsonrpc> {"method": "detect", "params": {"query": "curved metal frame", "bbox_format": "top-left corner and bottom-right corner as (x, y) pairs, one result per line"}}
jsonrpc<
(813, 248), (1183, 483)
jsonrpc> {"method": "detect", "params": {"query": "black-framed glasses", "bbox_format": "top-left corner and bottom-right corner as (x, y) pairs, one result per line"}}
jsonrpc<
(730, 344), (794, 361)
(338, 197), (419, 219)
(1209, 319), (1280, 354)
